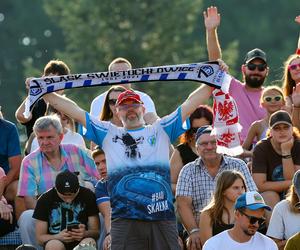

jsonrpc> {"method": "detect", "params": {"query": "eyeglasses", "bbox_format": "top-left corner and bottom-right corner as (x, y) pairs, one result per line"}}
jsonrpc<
(198, 139), (217, 147)
(288, 63), (300, 71)
(263, 95), (283, 103)
(246, 63), (267, 72)
(239, 210), (266, 226)
(108, 99), (117, 106)
(117, 103), (142, 110)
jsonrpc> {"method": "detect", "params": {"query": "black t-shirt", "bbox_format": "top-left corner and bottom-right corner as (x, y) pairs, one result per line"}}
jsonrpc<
(33, 186), (98, 234)
(22, 99), (47, 138)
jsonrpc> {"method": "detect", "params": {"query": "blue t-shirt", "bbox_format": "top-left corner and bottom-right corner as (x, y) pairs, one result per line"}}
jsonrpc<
(0, 119), (21, 173)
(85, 107), (188, 221)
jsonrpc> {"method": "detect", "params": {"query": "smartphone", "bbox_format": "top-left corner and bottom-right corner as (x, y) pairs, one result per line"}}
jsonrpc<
(67, 223), (79, 231)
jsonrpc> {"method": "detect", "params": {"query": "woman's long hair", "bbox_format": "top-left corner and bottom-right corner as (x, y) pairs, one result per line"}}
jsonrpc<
(99, 86), (127, 121)
(202, 170), (247, 226)
(282, 54), (300, 97)
(286, 184), (300, 213)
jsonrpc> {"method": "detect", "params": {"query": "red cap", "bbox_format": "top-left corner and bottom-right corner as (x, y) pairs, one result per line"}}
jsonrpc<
(116, 90), (143, 105)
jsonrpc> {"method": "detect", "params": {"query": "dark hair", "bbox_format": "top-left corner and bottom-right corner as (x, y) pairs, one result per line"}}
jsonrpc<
(92, 145), (105, 159)
(99, 86), (127, 121)
(179, 105), (213, 144)
(43, 60), (70, 76)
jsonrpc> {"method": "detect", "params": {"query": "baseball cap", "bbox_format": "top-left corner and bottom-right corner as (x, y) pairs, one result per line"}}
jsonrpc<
(195, 125), (213, 143)
(269, 110), (292, 129)
(55, 170), (80, 194)
(235, 191), (271, 211)
(116, 90), (143, 105)
(244, 48), (267, 64)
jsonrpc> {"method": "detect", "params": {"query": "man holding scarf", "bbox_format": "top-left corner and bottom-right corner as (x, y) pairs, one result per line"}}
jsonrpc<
(42, 60), (227, 250)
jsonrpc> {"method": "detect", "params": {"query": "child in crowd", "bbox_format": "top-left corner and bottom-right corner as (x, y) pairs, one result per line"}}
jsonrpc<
(242, 86), (286, 157)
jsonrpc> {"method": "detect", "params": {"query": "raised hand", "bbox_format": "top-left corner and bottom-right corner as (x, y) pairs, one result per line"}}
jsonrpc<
(292, 83), (300, 107)
(295, 15), (300, 24)
(203, 6), (221, 31)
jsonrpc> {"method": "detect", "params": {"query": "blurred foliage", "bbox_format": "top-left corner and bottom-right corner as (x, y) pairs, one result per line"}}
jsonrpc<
(0, 0), (299, 137)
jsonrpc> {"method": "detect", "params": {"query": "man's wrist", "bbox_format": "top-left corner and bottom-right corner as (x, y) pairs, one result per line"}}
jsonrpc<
(282, 154), (292, 159)
(189, 228), (200, 235)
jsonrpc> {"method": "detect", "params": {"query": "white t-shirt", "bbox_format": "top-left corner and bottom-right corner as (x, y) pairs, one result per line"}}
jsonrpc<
(89, 89), (157, 119)
(267, 199), (300, 240)
(203, 230), (278, 250)
(30, 128), (86, 152)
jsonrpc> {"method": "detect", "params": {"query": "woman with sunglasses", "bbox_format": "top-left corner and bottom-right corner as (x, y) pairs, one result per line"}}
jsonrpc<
(199, 170), (246, 246)
(267, 170), (300, 250)
(170, 105), (213, 194)
(90, 86), (126, 150)
(242, 86), (285, 157)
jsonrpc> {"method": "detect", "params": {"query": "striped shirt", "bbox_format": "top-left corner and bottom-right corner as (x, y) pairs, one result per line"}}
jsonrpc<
(17, 144), (99, 197)
(176, 156), (257, 222)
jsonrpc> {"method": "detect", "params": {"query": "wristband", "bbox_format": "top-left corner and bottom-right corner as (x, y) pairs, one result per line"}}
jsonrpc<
(282, 155), (292, 159)
(189, 228), (200, 235)
(105, 232), (111, 237)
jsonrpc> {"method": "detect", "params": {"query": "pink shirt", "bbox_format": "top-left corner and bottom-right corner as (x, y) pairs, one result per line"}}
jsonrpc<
(229, 78), (266, 142)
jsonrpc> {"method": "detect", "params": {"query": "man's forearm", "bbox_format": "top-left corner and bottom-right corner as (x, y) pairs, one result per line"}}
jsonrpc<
(43, 93), (86, 126)
(177, 201), (198, 232)
(257, 180), (291, 193)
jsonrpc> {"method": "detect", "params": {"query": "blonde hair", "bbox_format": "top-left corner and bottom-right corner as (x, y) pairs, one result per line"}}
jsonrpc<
(108, 57), (132, 71)
(260, 85), (284, 105)
(282, 54), (300, 97)
(286, 184), (300, 213)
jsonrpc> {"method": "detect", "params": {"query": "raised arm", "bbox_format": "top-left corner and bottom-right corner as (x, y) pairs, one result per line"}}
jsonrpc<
(296, 15), (300, 54)
(43, 93), (86, 127)
(203, 6), (222, 60)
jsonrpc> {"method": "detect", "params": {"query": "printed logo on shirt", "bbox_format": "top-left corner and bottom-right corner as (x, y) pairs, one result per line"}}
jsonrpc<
(112, 133), (144, 159)
(147, 135), (156, 146)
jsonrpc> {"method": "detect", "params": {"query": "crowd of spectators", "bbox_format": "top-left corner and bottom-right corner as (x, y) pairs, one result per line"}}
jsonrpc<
(0, 6), (300, 250)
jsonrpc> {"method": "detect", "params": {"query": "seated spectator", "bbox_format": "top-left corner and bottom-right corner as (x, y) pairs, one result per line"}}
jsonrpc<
(30, 107), (86, 153)
(17, 115), (99, 249)
(199, 170), (246, 246)
(243, 86), (286, 157)
(0, 106), (23, 219)
(170, 105), (213, 193)
(92, 146), (107, 180)
(267, 170), (300, 249)
(33, 170), (99, 250)
(252, 110), (300, 223)
(92, 147), (111, 250)
(176, 126), (256, 250)
(90, 86), (126, 150)
(202, 191), (277, 250)
(0, 167), (15, 236)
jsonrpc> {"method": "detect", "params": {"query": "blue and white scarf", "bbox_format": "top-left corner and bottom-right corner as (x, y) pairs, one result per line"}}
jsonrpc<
(24, 61), (230, 116)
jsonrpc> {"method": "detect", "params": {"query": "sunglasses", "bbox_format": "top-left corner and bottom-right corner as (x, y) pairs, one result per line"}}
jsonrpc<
(108, 99), (117, 106)
(288, 63), (300, 71)
(246, 63), (267, 72)
(239, 210), (266, 226)
(117, 103), (142, 110)
(190, 127), (199, 134)
(263, 95), (283, 102)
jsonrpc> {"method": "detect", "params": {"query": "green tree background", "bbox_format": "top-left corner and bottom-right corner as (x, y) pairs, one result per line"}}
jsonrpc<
(0, 0), (299, 141)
